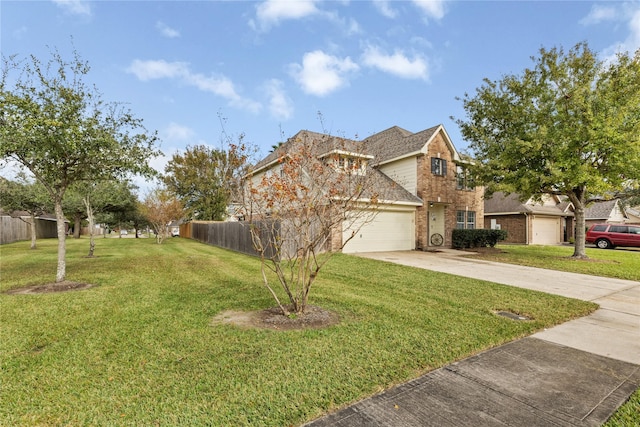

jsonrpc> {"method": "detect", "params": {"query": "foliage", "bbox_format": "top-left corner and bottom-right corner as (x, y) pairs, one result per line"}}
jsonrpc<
(0, 238), (597, 426)
(452, 228), (508, 249)
(455, 42), (640, 259)
(0, 48), (160, 282)
(244, 131), (388, 315)
(163, 143), (248, 221)
(138, 187), (184, 243)
(0, 173), (51, 249)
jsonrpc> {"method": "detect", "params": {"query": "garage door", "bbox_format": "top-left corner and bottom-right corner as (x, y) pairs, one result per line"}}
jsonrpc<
(532, 217), (560, 245)
(342, 210), (415, 253)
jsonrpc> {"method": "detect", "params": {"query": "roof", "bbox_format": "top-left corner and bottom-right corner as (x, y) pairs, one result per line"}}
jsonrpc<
(249, 129), (423, 207)
(252, 130), (370, 174)
(484, 192), (574, 217)
(585, 199), (624, 220)
(363, 124), (461, 165)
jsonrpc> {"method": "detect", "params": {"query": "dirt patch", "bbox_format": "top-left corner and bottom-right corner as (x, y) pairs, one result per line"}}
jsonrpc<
(211, 305), (340, 331)
(5, 281), (95, 295)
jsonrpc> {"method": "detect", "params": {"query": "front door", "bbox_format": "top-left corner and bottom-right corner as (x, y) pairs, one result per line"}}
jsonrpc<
(428, 204), (445, 247)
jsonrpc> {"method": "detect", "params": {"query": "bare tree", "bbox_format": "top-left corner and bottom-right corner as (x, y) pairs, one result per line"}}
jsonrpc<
(244, 130), (398, 315)
(139, 187), (184, 244)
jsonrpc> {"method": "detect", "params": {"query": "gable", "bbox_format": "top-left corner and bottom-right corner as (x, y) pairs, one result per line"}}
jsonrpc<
(365, 125), (462, 166)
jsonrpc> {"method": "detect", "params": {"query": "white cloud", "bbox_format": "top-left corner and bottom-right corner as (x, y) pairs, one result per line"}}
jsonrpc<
(580, 5), (618, 25)
(164, 122), (195, 141)
(263, 79), (294, 120)
(156, 21), (180, 38)
(52, 0), (91, 16)
(250, 0), (320, 31)
(584, 3), (640, 61)
(412, 0), (446, 21)
(362, 45), (429, 80)
(289, 50), (359, 97)
(127, 59), (262, 114)
(373, 0), (398, 19)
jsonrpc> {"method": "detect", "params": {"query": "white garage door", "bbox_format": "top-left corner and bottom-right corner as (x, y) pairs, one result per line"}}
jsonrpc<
(342, 210), (415, 253)
(532, 217), (560, 245)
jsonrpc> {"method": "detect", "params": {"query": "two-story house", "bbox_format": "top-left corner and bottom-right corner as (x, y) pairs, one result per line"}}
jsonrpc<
(249, 124), (484, 253)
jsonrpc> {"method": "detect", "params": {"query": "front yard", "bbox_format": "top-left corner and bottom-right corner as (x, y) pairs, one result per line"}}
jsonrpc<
(470, 244), (640, 281)
(0, 238), (599, 425)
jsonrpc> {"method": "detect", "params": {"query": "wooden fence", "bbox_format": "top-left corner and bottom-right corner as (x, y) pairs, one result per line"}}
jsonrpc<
(184, 220), (279, 258)
(0, 216), (58, 245)
(182, 219), (331, 260)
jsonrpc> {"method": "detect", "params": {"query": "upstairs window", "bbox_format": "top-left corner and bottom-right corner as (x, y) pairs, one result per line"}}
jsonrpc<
(456, 166), (475, 190)
(330, 155), (367, 175)
(431, 157), (447, 176)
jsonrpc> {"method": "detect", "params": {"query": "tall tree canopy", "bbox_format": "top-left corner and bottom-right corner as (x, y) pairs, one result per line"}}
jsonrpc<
(163, 145), (231, 221)
(163, 137), (252, 221)
(0, 49), (160, 282)
(456, 43), (640, 258)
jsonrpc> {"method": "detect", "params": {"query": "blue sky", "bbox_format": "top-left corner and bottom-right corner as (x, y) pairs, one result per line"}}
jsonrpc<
(2, 1), (640, 192)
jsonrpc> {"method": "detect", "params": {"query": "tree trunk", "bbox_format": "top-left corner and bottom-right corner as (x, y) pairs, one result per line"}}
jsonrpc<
(83, 197), (95, 257)
(569, 188), (588, 259)
(54, 200), (67, 282)
(29, 214), (37, 250)
(73, 214), (81, 239)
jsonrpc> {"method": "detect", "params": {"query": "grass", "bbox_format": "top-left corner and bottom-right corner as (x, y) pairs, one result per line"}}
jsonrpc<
(0, 238), (599, 425)
(603, 387), (640, 427)
(470, 244), (640, 281)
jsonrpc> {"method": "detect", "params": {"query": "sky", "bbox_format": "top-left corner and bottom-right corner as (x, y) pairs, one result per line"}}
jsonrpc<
(2, 0), (640, 193)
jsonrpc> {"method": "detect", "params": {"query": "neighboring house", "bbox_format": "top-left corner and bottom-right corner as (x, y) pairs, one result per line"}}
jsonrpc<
(249, 124), (483, 252)
(584, 199), (627, 227)
(483, 192), (574, 245)
(625, 207), (640, 224)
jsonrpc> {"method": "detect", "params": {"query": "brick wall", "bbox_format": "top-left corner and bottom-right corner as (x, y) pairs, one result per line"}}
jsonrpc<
(484, 214), (527, 244)
(415, 131), (484, 249)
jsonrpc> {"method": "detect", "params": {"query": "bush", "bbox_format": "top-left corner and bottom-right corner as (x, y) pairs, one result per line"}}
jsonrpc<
(452, 229), (508, 249)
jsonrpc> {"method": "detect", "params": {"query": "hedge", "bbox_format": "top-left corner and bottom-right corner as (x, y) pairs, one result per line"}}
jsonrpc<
(452, 229), (508, 249)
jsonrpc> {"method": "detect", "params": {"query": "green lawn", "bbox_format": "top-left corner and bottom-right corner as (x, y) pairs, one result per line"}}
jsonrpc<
(470, 244), (640, 281)
(0, 238), (598, 425)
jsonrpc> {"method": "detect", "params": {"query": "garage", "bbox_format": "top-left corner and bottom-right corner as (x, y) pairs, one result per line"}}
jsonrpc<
(342, 209), (415, 253)
(531, 216), (561, 245)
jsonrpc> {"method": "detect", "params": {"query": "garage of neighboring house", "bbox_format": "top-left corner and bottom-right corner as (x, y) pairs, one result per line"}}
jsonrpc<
(342, 208), (416, 253)
(531, 216), (561, 245)
(484, 192), (574, 245)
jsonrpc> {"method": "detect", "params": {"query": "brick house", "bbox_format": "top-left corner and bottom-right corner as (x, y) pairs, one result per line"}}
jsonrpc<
(250, 124), (484, 253)
(484, 192), (575, 245)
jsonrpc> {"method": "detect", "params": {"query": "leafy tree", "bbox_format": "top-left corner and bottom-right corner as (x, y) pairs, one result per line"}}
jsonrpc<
(139, 187), (184, 244)
(455, 43), (640, 258)
(244, 131), (389, 315)
(0, 173), (51, 249)
(0, 49), (160, 282)
(163, 145), (232, 221)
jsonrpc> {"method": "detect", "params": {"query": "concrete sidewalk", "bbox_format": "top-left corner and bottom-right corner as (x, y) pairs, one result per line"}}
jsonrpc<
(304, 250), (640, 426)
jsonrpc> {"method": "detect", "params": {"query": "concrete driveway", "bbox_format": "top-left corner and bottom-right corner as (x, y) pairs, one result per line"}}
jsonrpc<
(305, 249), (640, 427)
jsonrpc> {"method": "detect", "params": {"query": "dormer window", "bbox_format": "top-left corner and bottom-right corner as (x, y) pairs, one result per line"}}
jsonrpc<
(321, 150), (373, 176)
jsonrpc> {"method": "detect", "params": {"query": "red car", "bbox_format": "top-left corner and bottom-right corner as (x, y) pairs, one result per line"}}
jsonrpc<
(586, 224), (640, 249)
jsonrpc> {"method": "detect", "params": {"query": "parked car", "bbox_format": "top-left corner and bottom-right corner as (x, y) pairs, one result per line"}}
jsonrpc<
(171, 229), (179, 237)
(586, 224), (640, 249)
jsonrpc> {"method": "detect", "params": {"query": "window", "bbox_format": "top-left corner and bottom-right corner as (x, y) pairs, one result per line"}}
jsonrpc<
(609, 225), (628, 233)
(466, 211), (476, 229)
(456, 210), (476, 229)
(431, 157), (447, 176)
(456, 166), (475, 190)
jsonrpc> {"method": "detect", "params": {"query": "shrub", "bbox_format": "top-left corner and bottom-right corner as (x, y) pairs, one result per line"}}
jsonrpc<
(452, 229), (508, 249)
